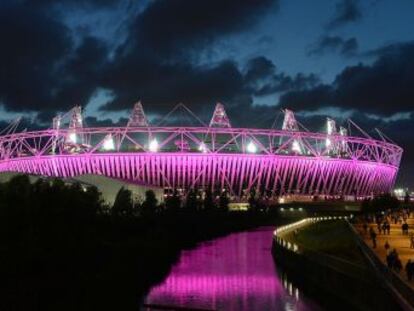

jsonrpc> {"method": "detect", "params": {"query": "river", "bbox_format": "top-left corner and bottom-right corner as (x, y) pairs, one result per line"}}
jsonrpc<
(143, 227), (321, 310)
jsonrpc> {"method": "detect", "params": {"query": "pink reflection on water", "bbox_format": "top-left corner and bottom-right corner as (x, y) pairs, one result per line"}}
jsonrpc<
(145, 227), (317, 311)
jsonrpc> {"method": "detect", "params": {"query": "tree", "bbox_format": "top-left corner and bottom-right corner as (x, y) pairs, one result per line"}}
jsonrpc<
(165, 189), (181, 212)
(404, 192), (411, 204)
(203, 189), (215, 210)
(219, 190), (229, 211)
(368, 193), (400, 212)
(112, 187), (133, 216)
(141, 190), (158, 216)
(248, 188), (257, 211)
(185, 189), (198, 211)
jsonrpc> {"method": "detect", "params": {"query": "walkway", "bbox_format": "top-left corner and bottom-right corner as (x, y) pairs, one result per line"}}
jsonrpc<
(355, 214), (414, 288)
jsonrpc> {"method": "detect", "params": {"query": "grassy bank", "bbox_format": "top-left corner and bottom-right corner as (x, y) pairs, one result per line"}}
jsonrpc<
(284, 220), (366, 265)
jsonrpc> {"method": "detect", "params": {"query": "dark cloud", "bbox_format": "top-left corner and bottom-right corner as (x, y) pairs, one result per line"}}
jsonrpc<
(0, 2), (109, 114)
(84, 116), (129, 128)
(253, 73), (320, 97)
(120, 0), (279, 59)
(0, 3), (71, 111)
(101, 0), (280, 111)
(25, 0), (120, 9)
(308, 36), (358, 57)
(280, 41), (414, 116)
(245, 57), (276, 82)
(102, 59), (247, 112)
(53, 37), (108, 108)
(328, 0), (362, 28)
(244, 57), (320, 97)
(0, 0), (280, 117)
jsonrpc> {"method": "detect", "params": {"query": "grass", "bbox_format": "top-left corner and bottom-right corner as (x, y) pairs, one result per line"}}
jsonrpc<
(286, 220), (366, 265)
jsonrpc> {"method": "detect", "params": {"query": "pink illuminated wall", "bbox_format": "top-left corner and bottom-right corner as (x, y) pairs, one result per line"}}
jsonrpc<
(0, 152), (397, 196)
(0, 124), (402, 197)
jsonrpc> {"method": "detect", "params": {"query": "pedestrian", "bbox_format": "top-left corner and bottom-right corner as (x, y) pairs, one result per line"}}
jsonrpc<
(386, 222), (391, 235)
(385, 240), (390, 253)
(395, 258), (403, 273)
(402, 223), (409, 235)
(406, 260), (413, 281)
(370, 227), (377, 248)
(382, 222), (387, 235)
(363, 222), (368, 235)
(386, 253), (393, 269)
(410, 234), (414, 249)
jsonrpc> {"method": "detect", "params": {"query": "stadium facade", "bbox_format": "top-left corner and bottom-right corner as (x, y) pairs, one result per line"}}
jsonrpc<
(0, 103), (402, 200)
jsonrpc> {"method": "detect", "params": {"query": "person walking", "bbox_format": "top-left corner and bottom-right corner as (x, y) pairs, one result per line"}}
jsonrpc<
(402, 223), (409, 235)
(363, 222), (368, 235)
(386, 222), (391, 235)
(410, 233), (414, 249)
(370, 227), (377, 248)
(395, 257), (403, 273)
(385, 240), (390, 253)
(382, 222), (387, 235)
(406, 260), (413, 281)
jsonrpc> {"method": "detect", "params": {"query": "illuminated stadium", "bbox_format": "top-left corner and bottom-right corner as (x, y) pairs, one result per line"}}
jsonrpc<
(0, 103), (403, 200)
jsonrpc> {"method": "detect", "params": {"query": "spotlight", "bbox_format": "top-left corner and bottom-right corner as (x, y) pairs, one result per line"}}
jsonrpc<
(102, 134), (115, 151)
(247, 141), (257, 153)
(149, 138), (159, 152)
(198, 142), (207, 153)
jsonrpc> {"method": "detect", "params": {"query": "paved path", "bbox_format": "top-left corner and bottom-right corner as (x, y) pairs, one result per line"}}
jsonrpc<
(355, 217), (414, 288)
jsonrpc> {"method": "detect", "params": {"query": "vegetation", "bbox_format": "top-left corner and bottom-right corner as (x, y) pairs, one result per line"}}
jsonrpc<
(0, 174), (278, 311)
(361, 193), (400, 213)
(286, 220), (366, 265)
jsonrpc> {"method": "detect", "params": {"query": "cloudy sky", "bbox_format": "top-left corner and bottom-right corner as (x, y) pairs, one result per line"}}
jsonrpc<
(1, 0), (414, 186)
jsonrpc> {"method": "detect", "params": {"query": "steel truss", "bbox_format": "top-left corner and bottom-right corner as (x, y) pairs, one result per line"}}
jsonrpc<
(0, 126), (402, 198)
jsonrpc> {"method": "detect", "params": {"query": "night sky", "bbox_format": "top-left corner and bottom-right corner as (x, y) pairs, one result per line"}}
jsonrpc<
(1, 0), (414, 187)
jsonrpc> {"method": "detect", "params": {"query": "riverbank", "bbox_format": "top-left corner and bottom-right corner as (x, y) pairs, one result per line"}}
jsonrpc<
(273, 219), (404, 310)
(0, 174), (361, 310)
(1, 208), (284, 311)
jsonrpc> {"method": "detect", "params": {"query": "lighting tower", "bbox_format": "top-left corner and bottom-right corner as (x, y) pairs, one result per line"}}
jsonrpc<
(282, 109), (299, 131)
(69, 106), (83, 129)
(67, 106), (83, 144)
(326, 118), (337, 154)
(209, 103), (231, 128)
(52, 115), (61, 154)
(128, 101), (148, 127)
(282, 109), (302, 154)
(52, 115), (61, 130)
(339, 126), (348, 154)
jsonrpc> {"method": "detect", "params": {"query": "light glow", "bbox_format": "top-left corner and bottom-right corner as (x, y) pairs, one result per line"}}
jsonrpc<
(246, 142), (257, 153)
(68, 132), (77, 144)
(149, 138), (159, 152)
(327, 118), (336, 135)
(102, 134), (115, 151)
(198, 142), (207, 153)
(292, 140), (301, 154)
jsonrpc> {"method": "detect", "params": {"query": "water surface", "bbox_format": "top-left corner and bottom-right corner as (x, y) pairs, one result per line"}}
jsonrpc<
(144, 227), (320, 311)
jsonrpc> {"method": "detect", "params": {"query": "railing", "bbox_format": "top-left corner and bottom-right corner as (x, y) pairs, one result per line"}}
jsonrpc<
(274, 215), (349, 235)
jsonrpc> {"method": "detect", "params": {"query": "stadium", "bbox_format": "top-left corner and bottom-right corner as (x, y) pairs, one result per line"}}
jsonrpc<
(0, 103), (403, 201)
